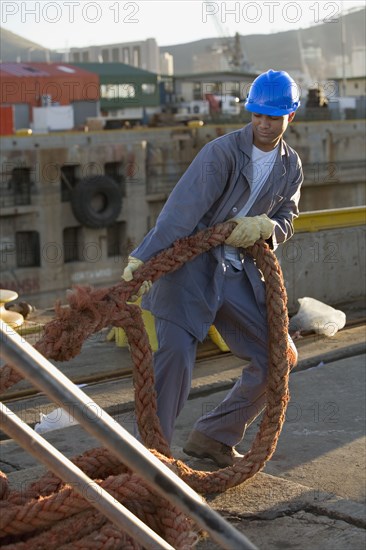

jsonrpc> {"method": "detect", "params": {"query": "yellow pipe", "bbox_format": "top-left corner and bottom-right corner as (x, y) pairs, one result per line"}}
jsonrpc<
(294, 206), (366, 233)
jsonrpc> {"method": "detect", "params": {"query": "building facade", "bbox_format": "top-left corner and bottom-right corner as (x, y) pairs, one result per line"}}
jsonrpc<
(69, 39), (161, 74)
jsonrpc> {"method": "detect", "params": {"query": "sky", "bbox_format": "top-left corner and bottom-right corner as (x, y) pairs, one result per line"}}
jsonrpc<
(1, 0), (365, 51)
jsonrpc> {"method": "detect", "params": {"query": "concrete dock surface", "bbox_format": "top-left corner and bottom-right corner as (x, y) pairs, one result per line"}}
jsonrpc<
(0, 313), (365, 549)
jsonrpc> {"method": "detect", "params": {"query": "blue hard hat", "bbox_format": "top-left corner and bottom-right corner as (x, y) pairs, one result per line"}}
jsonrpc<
(245, 70), (300, 116)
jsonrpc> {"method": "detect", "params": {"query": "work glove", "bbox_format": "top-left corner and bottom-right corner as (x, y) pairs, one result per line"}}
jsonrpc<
(122, 256), (152, 301)
(225, 214), (276, 248)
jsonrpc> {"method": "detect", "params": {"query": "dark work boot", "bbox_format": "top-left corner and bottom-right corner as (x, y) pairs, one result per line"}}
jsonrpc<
(183, 430), (243, 468)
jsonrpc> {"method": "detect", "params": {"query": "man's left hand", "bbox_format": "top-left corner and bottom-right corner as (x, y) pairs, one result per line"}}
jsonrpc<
(122, 255), (152, 302)
(225, 214), (276, 248)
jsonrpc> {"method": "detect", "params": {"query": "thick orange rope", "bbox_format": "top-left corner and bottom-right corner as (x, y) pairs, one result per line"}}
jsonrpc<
(0, 221), (294, 548)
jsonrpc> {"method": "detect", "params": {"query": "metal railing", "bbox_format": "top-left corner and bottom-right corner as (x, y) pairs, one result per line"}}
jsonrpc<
(0, 320), (258, 550)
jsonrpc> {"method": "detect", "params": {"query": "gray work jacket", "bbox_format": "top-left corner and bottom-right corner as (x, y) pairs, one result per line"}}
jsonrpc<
(132, 122), (303, 340)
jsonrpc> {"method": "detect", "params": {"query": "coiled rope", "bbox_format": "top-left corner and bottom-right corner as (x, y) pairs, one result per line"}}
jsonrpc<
(0, 221), (294, 549)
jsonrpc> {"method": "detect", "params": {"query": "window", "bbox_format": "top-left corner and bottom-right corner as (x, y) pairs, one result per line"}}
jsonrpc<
(107, 222), (127, 257)
(105, 162), (126, 196)
(63, 227), (81, 263)
(163, 78), (174, 94)
(16, 231), (40, 267)
(61, 164), (79, 202)
(2, 167), (32, 207)
(132, 46), (141, 67)
(73, 52), (80, 62)
(120, 84), (135, 98)
(100, 84), (136, 99)
(82, 51), (89, 62)
(57, 66), (76, 74)
(112, 48), (119, 62)
(101, 49), (109, 62)
(193, 83), (202, 100)
(142, 83), (156, 94)
(123, 47), (130, 64)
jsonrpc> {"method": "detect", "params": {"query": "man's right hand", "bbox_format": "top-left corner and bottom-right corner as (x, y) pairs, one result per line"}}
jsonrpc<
(122, 256), (152, 301)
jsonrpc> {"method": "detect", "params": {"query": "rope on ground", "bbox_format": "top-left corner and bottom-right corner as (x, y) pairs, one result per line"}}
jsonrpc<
(0, 221), (293, 548)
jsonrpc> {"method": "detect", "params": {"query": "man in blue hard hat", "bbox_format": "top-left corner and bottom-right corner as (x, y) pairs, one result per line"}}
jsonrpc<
(122, 70), (303, 467)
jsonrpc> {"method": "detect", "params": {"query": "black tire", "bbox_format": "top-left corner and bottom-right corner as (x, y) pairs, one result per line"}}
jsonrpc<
(71, 175), (122, 228)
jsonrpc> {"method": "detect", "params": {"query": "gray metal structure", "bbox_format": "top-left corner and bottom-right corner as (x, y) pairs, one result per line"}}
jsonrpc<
(0, 320), (258, 550)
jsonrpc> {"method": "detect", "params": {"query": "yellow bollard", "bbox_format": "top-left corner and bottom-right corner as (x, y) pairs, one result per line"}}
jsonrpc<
(107, 300), (229, 353)
(0, 290), (24, 329)
(208, 326), (230, 352)
(107, 298), (158, 352)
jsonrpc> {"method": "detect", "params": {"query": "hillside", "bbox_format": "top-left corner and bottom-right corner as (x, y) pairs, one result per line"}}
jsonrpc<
(1, 7), (364, 77)
(161, 7), (365, 76)
(0, 28), (62, 62)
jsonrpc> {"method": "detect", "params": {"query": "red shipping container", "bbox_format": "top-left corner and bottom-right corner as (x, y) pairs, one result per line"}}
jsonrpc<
(0, 105), (14, 135)
(0, 63), (100, 108)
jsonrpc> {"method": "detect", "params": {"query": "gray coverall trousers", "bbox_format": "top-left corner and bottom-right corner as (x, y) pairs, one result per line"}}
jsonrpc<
(153, 262), (298, 447)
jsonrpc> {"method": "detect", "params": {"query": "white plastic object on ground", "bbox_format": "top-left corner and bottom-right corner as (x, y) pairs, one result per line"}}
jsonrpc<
(34, 407), (79, 434)
(289, 297), (346, 337)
